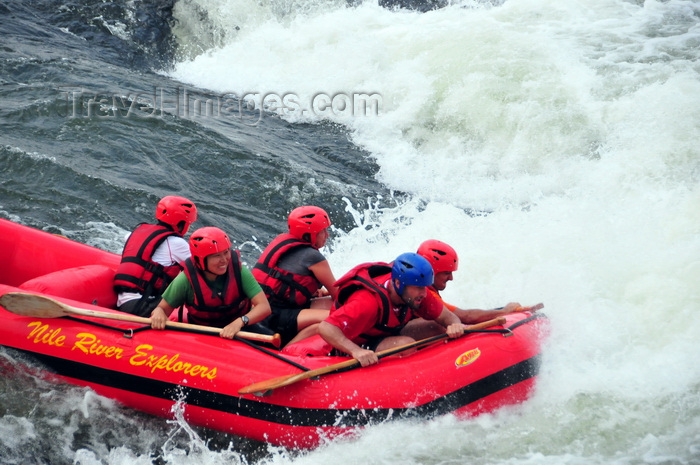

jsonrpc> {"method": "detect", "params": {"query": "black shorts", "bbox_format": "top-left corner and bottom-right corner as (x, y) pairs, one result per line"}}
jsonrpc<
(118, 296), (160, 317)
(261, 305), (303, 346)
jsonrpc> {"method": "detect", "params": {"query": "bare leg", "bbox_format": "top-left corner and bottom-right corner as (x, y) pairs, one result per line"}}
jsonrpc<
(297, 308), (330, 330)
(286, 323), (321, 346)
(284, 308), (331, 346)
(375, 335), (416, 353)
(401, 318), (445, 340)
(310, 296), (333, 310)
(453, 302), (523, 324)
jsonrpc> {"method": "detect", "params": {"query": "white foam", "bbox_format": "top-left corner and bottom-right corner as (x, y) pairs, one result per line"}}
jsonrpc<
(164, 0), (700, 462)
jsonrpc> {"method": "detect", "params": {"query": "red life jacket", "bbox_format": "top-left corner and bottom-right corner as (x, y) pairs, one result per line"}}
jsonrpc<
(113, 223), (182, 296)
(181, 250), (251, 327)
(335, 262), (411, 343)
(252, 233), (320, 308)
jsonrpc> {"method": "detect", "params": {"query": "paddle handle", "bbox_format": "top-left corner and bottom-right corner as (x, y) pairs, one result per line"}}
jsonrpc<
(517, 303), (544, 313)
(165, 320), (281, 347)
(463, 316), (507, 331)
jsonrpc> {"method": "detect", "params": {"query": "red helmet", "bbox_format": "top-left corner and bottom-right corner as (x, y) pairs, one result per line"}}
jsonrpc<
(417, 239), (459, 274)
(189, 227), (231, 269)
(155, 195), (197, 235)
(288, 206), (331, 246)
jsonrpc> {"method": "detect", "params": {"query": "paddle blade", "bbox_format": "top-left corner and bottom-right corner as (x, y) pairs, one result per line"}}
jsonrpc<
(0, 292), (71, 318)
(239, 357), (360, 395)
(238, 372), (303, 395)
(525, 303), (544, 312)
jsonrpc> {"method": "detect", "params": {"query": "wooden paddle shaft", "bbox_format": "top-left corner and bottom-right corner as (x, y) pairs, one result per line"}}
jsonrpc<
(463, 316), (507, 331)
(518, 303), (544, 312)
(0, 292), (281, 347)
(238, 315), (510, 394)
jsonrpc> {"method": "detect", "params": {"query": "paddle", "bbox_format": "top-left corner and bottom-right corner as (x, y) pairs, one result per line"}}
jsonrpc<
(0, 292), (282, 348)
(522, 303), (544, 312)
(238, 316), (507, 395)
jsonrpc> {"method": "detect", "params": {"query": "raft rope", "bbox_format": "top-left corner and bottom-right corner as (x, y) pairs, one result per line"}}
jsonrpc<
(233, 336), (310, 371)
(64, 316), (151, 335)
(506, 312), (547, 331)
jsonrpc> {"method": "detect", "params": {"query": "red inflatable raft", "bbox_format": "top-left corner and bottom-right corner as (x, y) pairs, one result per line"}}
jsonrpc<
(0, 218), (548, 449)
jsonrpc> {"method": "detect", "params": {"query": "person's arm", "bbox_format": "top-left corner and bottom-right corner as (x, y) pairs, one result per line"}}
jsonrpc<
(319, 321), (378, 367)
(221, 290), (271, 339)
(167, 236), (191, 264)
(219, 265), (272, 339)
(308, 259), (338, 300)
(319, 290), (381, 366)
(434, 308), (465, 338)
(452, 302), (522, 324)
(150, 273), (189, 330)
(150, 299), (174, 330)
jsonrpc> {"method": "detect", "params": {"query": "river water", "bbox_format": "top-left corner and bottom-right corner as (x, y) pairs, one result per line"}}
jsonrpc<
(1, 0), (699, 464)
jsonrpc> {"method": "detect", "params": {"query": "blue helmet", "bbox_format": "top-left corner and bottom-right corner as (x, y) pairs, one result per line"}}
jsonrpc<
(391, 252), (434, 296)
